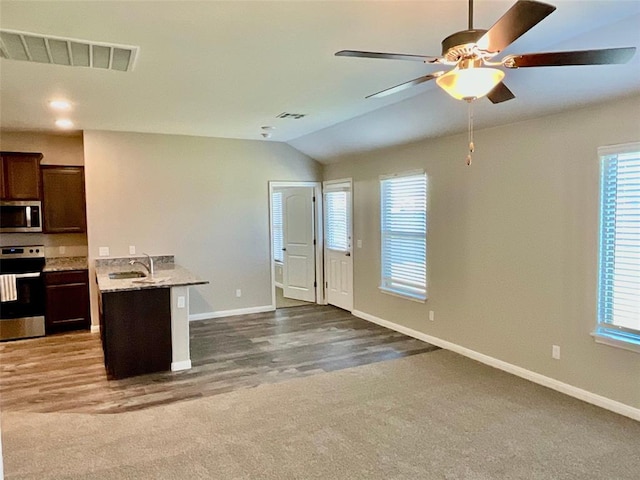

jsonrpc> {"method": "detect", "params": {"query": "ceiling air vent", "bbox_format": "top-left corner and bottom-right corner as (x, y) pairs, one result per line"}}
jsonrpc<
(0, 29), (138, 72)
(277, 112), (307, 120)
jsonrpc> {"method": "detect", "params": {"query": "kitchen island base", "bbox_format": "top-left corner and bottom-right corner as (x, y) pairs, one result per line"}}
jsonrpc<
(101, 288), (172, 380)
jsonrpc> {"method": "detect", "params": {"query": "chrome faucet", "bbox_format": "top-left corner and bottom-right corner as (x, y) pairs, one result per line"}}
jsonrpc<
(129, 253), (155, 277)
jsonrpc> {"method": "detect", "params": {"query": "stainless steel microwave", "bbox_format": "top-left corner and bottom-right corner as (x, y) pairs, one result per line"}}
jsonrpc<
(0, 201), (43, 233)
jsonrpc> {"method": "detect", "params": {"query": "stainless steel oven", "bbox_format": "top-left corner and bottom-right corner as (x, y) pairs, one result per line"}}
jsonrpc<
(0, 201), (43, 233)
(0, 246), (46, 341)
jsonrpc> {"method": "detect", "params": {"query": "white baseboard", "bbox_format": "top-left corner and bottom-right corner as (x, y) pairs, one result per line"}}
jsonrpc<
(90, 325), (100, 334)
(352, 309), (640, 422)
(189, 305), (275, 322)
(171, 360), (192, 372)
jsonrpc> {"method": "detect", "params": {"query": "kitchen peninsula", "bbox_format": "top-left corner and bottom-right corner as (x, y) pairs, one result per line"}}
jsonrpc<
(95, 255), (207, 380)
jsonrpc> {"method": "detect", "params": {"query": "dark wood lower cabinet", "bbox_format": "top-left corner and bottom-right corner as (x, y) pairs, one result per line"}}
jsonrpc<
(44, 270), (90, 334)
(100, 288), (172, 380)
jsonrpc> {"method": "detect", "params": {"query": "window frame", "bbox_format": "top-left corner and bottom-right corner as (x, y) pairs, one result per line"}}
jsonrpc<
(593, 142), (640, 354)
(379, 170), (428, 302)
(324, 180), (351, 253)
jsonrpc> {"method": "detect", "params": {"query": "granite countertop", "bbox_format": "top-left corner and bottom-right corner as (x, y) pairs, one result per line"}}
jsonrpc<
(95, 256), (207, 293)
(43, 256), (88, 273)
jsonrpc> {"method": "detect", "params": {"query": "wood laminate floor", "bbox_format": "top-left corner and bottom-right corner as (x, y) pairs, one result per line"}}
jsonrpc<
(0, 305), (438, 414)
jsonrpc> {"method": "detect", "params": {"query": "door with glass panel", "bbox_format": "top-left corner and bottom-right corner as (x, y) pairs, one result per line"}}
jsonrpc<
(323, 179), (353, 311)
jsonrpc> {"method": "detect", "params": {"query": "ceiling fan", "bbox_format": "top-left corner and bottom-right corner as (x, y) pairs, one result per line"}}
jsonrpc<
(335, 0), (636, 103)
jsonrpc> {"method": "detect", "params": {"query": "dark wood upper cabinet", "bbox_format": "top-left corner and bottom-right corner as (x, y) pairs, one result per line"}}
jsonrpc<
(41, 166), (87, 233)
(0, 152), (43, 200)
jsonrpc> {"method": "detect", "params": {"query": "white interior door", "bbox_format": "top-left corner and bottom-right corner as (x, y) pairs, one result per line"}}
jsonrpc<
(324, 180), (353, 311)
(283, 187), (316, 302)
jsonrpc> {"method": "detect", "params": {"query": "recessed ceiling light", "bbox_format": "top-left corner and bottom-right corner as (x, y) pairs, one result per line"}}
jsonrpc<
(55, 119), (74, 129)
(49, 100), (72, 110)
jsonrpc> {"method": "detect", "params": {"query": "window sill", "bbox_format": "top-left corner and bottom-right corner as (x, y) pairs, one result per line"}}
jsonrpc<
(591, 330), (640, 354)
(379, 287), (426, 304)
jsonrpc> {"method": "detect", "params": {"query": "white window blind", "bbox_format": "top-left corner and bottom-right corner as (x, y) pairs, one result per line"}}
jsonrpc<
(272, 191), (283, 263)
(325, 191), (349, 251)
(380, 172), (427, 301)
(596, 143), (640, 350)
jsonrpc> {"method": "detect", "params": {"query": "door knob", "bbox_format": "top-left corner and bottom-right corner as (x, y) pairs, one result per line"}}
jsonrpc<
(345, 252), (351, 257)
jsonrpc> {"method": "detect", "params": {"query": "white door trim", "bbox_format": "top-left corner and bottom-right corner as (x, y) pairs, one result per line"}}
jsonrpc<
(269, 181), (325, 309)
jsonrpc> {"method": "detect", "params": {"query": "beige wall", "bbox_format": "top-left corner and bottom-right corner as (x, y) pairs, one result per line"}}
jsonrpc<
(324, 95), (640, 409)
(83, 130), (321, 324)
(0, 130), (84, 165)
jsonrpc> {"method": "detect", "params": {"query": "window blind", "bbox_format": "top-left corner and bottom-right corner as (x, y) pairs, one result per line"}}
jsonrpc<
(380, 172), (427, 300)
(325, 191), (349, 251)
(597, 144), (640, 346)
(272, 191), (283, 263)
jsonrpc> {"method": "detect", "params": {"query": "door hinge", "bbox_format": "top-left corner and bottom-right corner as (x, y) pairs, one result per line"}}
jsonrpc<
(313, 196), (316, 202)
(313, 239), (316, 245)
(314, 281), (317, 287)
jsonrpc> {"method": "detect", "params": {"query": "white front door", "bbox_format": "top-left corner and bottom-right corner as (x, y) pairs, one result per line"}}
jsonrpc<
(282, 187), (316, 302)
(323, 180), (353, 311)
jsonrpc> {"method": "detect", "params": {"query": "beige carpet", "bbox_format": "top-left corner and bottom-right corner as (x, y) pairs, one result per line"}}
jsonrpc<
(2, 349), (639, 479)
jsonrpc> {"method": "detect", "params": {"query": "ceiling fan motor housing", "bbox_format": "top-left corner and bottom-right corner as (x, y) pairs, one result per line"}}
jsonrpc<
(441, 29), (487, 62)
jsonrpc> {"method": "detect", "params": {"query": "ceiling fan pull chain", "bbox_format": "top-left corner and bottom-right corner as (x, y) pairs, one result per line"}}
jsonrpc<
(467, 99), (475, 166)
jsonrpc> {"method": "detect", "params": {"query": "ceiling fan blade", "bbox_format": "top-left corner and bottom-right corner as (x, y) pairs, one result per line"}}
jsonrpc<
(366, 72), (445, 99)
(477, 0), (556, 54)
(487, 82), (516, 104)
(504, 47), (637, 67)
(335, 50), (441, 64)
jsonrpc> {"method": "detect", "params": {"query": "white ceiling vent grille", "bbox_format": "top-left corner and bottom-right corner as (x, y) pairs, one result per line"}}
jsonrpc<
(277, 112), (307, 120)
(0, 29), (138, 72)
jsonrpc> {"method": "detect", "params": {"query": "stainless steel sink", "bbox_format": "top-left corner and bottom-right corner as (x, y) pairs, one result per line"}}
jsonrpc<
(108, 271), (146, 280)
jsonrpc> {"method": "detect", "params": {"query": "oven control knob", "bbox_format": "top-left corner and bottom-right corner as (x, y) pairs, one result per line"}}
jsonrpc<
(35, 249), (39, 253)
(30, 249), (34, 253)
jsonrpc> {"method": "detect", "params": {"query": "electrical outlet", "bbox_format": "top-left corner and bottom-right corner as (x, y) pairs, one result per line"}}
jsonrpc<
(552, 345), (561, 360)
(357, 239), (363, 248)
(177, 296), (186, 309)
(58, 246), (66, 254)
(236, 289), (242, 298)
(99, 246), (110, 257)
(429, 310), (435, 321)
(129, 245), (136, 255)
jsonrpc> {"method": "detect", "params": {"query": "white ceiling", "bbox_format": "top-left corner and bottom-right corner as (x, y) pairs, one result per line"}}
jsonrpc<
(1, 0), (639, 163)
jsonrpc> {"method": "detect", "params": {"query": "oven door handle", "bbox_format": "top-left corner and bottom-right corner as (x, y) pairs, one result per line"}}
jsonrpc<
(13, 272), (41, 279)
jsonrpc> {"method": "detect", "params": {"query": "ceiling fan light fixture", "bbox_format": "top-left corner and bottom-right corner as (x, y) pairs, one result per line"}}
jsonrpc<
(436, 66), (504, 101)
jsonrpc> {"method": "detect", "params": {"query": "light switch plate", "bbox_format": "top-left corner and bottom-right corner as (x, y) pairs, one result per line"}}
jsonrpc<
(357, 239), (362, 248)
(129, 245), (136, 255)
(99, 247), (110, 257)
(177, 296), (186, 309)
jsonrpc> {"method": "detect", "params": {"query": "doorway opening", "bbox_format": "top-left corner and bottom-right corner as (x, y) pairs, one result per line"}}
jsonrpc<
(269, 181), (324, 309)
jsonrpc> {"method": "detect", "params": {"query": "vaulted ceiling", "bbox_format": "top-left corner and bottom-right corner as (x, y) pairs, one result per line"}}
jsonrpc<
(1, 1), (639, 163)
